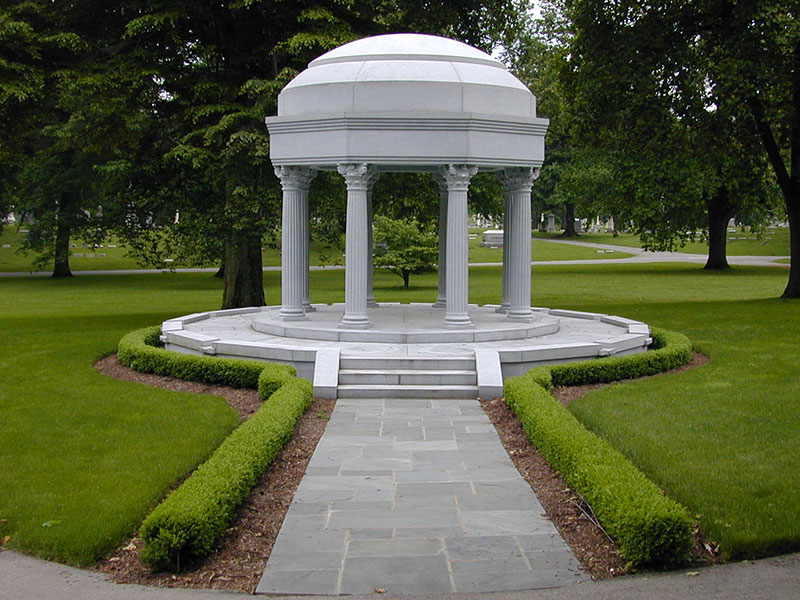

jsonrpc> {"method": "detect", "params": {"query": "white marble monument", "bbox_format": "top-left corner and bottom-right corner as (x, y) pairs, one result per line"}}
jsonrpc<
(266, 33), (548, 329)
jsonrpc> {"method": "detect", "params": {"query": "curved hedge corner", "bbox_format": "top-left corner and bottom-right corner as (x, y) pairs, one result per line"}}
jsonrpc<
(139, 377), (313, 571)
(547, 327), (692, 387)
(505, 328), (695, 567)
(118, 326), (295, 392)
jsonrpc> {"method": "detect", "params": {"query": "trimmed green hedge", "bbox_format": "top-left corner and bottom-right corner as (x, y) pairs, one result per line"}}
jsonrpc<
(504, 328), (695, 567)
(139, 377), (314, 571)
(118, 326), (295, 392)
(547, 328), (692, 387)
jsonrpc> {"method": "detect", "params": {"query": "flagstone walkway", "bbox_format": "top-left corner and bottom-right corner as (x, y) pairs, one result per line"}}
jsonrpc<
(256, 398), (584, 595)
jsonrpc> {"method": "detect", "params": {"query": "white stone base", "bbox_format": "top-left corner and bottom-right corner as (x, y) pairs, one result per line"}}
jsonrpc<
(161, 304), (652, 397)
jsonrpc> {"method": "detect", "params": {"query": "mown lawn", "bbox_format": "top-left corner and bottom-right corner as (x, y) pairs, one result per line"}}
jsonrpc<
(1, 227), (629, 274)
(0, 274), (242, 565)
(1, 262), (798, 566)
(522, 263), (799, 560)
(535, 226), (791, 257)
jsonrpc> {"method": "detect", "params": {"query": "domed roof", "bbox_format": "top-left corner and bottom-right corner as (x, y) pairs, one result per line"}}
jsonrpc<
(277, 33), (536, 119)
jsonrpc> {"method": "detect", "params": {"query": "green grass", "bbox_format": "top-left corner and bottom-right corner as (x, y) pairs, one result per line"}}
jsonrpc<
(534, 227), (791, 256)
(1, 227), (631, 274)
(520, 262), (799, 560)
(1, 261), (798, 565)
(469, 233), (633, 262)
(0, 274), (242, 565)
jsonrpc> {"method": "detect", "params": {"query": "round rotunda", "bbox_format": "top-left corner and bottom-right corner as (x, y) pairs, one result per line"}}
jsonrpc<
(266, 33), (549, 329)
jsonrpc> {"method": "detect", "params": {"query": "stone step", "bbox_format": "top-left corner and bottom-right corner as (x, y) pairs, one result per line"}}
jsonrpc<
(338, 369), (477, 386)
(339, 356), (476, 371)
(336, 384), (479, 399)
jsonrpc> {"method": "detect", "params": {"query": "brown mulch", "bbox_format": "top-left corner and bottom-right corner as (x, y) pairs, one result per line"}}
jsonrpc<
(94, 351), (717, 590)
(94, 354), (334, 592)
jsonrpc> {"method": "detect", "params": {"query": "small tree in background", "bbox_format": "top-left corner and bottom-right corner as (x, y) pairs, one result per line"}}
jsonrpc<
(373, 215), (438, 290)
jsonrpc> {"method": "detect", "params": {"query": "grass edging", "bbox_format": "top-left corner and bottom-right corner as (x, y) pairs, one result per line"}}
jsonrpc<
(116, 325), (309, 571)
(139, 377), (313, 570)
(118, 326), (295, 390)
(504, 328), (695, 567)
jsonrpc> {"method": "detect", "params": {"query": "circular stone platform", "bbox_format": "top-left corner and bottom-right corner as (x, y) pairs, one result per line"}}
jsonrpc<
(161, 303), (652, 383)
(252, 304), (560, 343)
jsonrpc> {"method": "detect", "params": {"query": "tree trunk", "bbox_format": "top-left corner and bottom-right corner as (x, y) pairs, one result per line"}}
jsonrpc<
(221, 229), (265, 309)
(52, 217), (73, 278)
(213, 264), (225, 279)
(784, 196), (800, 298)
(746, 42), (799, 297)
(561, 202), (578, 237)
(402, 270), (410, 289)
(704, 186), (736, 270)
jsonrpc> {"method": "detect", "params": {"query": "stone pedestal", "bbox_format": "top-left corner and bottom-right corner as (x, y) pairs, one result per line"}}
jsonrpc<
(276, 166), (316, 320)
(338, 163), (379, 329)
(440, 165), (477, 328)
(366, 187), (378, 307)
(496, 194), (512, 314)
(433, 175), (448, 308)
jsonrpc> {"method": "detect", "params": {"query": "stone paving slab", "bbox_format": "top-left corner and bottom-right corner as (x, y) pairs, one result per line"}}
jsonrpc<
(256, 399), (584, 595)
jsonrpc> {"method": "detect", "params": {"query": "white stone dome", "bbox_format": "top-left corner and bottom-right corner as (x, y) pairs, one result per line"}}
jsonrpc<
(277, 33), (537, 119)
(267, 33), (548, 171)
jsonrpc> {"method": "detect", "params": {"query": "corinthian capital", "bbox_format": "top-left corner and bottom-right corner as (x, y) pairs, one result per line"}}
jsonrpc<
(439, 164), (478, 191)
(497, 167), (540, 193)
(274, 166), (317, 191)
(337, 163), (380, 190)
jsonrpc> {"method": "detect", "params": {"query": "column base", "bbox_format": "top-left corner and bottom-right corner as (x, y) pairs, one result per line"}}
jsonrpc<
(432, 298), (446, 308)
(506, 308), (534, 322)
(279, 307), (307, 321)
(366, 298), (379, 308)
(442, 313), (474, 329)
(338, 314), (372, 329)
(302, 302), (316, 312)
(495, 303), (510, 314)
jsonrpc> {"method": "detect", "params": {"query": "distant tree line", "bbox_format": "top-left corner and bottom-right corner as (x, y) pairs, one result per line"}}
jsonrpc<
(2, 0), (797, 300)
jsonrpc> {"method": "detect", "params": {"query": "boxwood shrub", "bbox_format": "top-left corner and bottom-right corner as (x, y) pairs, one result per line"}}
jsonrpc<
(505, 327), (696, 567)
(139, 377), (313, 571)
(118, 326), (295, 393)
(547, 327), (692, 387)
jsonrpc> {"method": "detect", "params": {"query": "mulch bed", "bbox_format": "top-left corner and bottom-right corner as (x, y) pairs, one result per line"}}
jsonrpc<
(94, 352), (717, 592)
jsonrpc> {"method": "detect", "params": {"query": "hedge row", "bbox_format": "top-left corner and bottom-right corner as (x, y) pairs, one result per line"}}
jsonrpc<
(547, 327), (693, 388)
(118, 326), (295, 393)
(139, 377), (314, 570)
(504, 328), (695, 567)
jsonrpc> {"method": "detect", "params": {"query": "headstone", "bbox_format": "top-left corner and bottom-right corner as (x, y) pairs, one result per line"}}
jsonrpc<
(606, 217), (615, 232)
(546, 214), (557, 232)
(481, 229), (504, 247)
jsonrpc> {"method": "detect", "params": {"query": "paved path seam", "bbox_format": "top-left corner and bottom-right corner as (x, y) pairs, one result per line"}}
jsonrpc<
(256, 398), (584, 595)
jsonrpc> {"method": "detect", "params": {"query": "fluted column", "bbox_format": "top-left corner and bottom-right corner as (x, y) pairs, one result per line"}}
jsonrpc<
(276, 166), (317, 320)
(496, 191), (512, 313)
(498, 167), (539, 322)
(338, 163), (379, 329)
(440, 164), (478, 328)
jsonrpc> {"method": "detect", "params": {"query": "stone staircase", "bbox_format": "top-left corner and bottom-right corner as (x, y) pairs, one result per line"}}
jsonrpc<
(336, 355), (479, 399)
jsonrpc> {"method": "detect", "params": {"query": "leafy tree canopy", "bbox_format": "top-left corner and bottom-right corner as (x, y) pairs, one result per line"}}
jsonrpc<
(373, 215), (438, 289)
